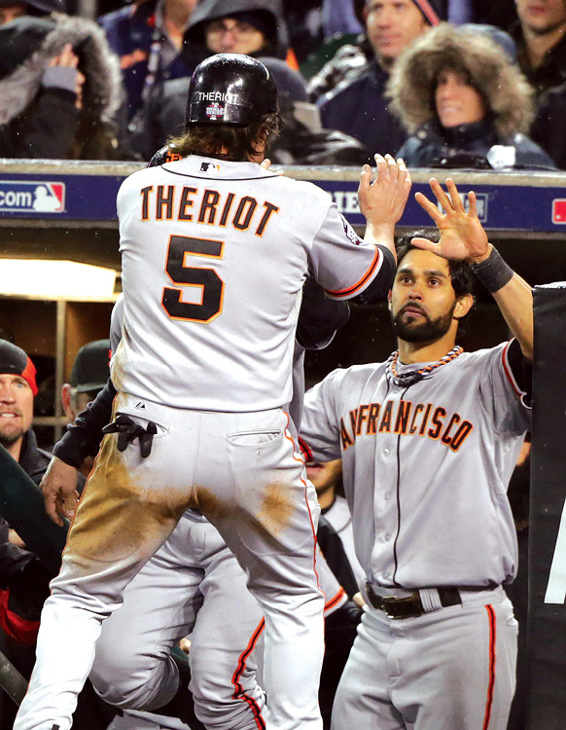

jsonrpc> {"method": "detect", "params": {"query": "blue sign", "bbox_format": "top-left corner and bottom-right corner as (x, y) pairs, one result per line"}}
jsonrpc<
(0, 170), (566, 232)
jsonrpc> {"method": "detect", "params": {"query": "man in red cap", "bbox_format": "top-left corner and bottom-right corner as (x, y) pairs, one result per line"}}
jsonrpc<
(0, 340), (45, 478)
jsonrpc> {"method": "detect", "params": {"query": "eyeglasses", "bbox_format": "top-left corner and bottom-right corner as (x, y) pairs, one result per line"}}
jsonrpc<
(205, 19), (260, 40)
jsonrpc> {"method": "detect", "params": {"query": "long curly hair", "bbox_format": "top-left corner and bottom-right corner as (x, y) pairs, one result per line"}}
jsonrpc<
(168, 112), (281, 161)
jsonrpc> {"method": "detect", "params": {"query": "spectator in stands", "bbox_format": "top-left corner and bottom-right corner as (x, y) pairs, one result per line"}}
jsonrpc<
(506, 1), (566, 169)
(0, 14), (129, 159)
(313, 0), (444, 163)
(511, 0), (566, 98)
(183, 0), (293, 65)
(98, 0), (203, 122)
(387, 23), (556, 169)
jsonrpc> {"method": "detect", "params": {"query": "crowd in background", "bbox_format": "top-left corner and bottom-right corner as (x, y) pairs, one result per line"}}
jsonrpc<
(1, 0), (566, 170)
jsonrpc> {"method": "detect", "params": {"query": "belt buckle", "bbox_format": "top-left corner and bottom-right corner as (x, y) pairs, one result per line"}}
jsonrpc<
(381, 595), (423, 620)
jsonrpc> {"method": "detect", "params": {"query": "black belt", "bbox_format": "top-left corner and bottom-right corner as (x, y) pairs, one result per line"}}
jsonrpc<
(366, 583), (462, 620)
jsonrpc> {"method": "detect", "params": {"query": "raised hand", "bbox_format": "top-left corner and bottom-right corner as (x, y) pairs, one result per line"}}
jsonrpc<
(358, 153), (412, 228)
(413, 177), (490, 263)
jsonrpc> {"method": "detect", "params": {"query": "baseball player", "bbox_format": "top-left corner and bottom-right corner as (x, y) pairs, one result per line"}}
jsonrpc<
(300, 178), (533, 730)
(40, 293), (352, 730)
(15, 54), (411, 730)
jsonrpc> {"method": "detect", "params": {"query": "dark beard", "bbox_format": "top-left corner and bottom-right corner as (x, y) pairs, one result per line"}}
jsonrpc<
(0, 429), (24, 447)
(391, 303), (455, 343)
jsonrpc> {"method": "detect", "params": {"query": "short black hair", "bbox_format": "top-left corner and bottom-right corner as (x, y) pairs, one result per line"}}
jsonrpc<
(395, 231), (475, 328)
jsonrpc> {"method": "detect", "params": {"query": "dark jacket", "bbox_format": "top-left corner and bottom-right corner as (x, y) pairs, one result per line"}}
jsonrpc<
(0, 15), (127, 159)
(530, 81), (566, 170)
(317, 58), (407, 164)
(0, 431), (52, 583)
(99, 0), (204, 121)
(511, 20), (566, 98)
(397, 117), (556, 170)
(184, 0), (290, 60)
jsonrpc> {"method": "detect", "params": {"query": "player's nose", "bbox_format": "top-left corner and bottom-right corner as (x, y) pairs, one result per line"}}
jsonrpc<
(0, 385), (16, 402)
(408, 283), (424, 299)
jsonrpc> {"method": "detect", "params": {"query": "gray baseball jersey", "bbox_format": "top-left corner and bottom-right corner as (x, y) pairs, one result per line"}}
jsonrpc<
(301, 341), (530, 730)
(301, 341), (531, 589)
(113, 155), (387, 411)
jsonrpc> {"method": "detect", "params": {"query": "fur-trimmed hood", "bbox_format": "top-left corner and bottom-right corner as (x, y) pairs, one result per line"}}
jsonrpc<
(0, 14), (123, 128)
(387, 23), (536, 139)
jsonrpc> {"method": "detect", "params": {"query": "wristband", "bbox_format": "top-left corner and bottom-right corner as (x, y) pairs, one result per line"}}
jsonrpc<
(469, 246), (514, 293)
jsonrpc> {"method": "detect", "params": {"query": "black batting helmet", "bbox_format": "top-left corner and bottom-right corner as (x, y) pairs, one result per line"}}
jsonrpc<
(185, 53), (278, 126)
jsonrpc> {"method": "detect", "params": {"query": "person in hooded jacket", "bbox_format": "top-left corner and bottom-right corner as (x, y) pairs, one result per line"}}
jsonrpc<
(0, 12), (129, 159)
(387, 22), (556, 170)
(183, 0), (297, 67)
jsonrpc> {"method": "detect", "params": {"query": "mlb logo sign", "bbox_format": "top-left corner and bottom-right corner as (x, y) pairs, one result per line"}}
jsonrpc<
(0, 181), (65, 213)
(552, 199), (566, 224)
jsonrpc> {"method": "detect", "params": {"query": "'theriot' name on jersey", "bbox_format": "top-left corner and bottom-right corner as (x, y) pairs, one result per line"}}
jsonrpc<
(140, 184), (280, 236)
(341, 398), (473, 453)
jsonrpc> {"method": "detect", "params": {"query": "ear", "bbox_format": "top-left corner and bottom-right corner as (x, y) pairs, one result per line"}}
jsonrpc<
(387, 289), (392, 310)
(61, 383), (74, 422)
(453, 293), (474, 320)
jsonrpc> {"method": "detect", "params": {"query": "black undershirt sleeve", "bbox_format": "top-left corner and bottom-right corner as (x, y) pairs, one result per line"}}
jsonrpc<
(350, 245), (396, 305)
(506, 338), (532, 404)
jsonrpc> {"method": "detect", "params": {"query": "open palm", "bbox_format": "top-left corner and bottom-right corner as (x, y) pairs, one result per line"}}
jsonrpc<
(411, 178), (489, 262)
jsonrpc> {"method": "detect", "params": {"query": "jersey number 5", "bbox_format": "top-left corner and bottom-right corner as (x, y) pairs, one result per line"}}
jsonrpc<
(162, 235), (224, 323)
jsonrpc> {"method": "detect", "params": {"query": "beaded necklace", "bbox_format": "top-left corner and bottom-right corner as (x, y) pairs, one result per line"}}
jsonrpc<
(385, 345), (464, 387)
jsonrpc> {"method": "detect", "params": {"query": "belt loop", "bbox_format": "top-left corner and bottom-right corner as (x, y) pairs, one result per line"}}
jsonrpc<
(419, 588), (443, 612)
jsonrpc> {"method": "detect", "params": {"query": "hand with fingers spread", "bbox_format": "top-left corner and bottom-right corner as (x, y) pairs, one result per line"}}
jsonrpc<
(358, 153), (412, 228)
(413, 177), (490, 263)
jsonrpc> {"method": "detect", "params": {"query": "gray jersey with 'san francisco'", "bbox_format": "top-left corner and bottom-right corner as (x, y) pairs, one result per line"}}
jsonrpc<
(301, 342), (531, 590)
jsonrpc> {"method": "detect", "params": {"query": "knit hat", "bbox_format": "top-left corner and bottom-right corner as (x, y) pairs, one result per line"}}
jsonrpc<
(70, 339), (110, 394)
(411, 0), (442, 25)
(0, 340), (38, 396)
